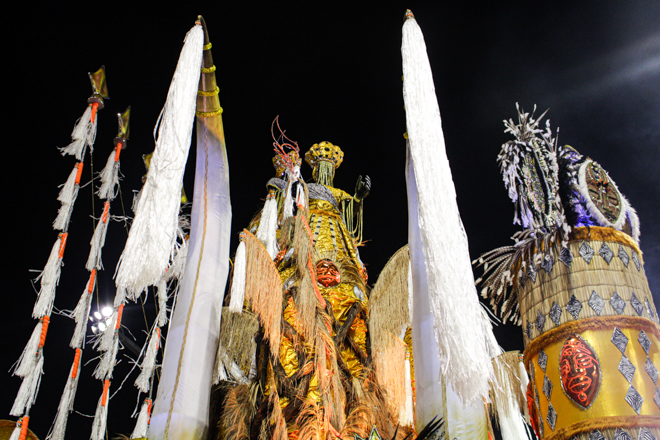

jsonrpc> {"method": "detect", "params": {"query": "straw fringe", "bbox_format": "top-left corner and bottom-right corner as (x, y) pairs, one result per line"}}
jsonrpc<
(373, 333), (407, 423)
(221, 384), (257, 440)
(218, 308), (259, 375)
(243, 230), (283, 355)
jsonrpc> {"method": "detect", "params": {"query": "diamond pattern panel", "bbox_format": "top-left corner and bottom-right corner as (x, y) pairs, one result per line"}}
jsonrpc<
(655, 387), (660, 410)
(538, 349), (548, 372)
(639, 331), (651, 355)
(589, 291), (605, 316)
(618, 246), (629, 267)
(645, 298), (654, 321)
(542, 375), (553, 399)
(632, 250), (641, 271)
(613, 428), (633, 440)
(589, 430), (606, 440)
(612, 327), (629, 353)
(579, 241), (595, 264)
(541, 254), (555, 274)
(625, 385), (643, 414)
(639, 428), (657, 440)
(610, 291), (626, 315)
(618, 355), (636, 383)
(528, 263), (537, 283)
(526, 321), (533, 340)
(549, 302), (562, 326)
(646, 357), (658, 384)
(559, 246), (573, 268)
(536, 309), (546, 333)
(599, 242), (614, 264)
(546, 402), (557, 430)
(631, 293), (644, 316)
(566, 294), (582, 320)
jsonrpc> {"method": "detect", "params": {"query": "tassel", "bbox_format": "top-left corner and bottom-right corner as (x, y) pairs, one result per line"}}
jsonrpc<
(33, 235), (65, 318)
(9, 417), (29, 440)
(156, 280), (169, 327)
(114, 287), (127, 308)
(97, 148), (120, 200)
(131, 399), (152, 439)
(86, 202), (110, 271)
(399, 357), (414, 427)
(90, 381), (110, 440)
(70, 271), (96, 348)
(135, 328), (161, 393)
(8, 421), (21, 440)
(57, 166), (78, 203)
(94, 334), (119, 380)
(228, 239), (246, 313)
(59, 104), (97, 160)
(53, 163), (83, 231)
(10, 355), (44, 416)
(115, 24), (204, 297)
(48, 349), (82, 440)
(14, 321), (43, 378)
(491, 352), (528, 440)
(96, 310), (117, 352)
(282, 180), (295, 221)
(256, 193), (279, 259)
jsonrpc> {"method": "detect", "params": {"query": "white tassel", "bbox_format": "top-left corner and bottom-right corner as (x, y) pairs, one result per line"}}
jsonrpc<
(295, 178), (306, 209)
(33, 236), (63, 318)
(90, 388), (109, 440)
(57, 166), (78, 203)
(165, 234), (188, 282)
(135, 328), (161, 393)
(94, 335), (119, 380)
(131, 399), (152, 439)
(229, 240), (246, 313)
(115, 24), (204, 297)
(14, 321), (42, 378)
(70, 287), (93, 349)
(519, 357), (530, 423)
(96, 310), (117, 352)
(86, 203), (110, 271)
(282, 180), (295, 221)
(8, 422), (21, 440)
(48, 349), (82, 440)
(10, 355), (44, 416)
(492, 357), (528, 440)
(114, 287), (127, 308)
(256, 194), (279, 259)
(59, 105), (97, 160)
(403, 12), (494, 404)
(97, 149), (120, 200)
(156, 280), (169, 327)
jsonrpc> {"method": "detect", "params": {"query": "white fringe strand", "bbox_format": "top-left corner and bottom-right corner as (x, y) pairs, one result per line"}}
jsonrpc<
(33, 236), (63, 318)
(86, 203), (110, 271)
(256, 194), (279, 259)
(131, 399), (152, 439)
(90, 390), (109, 440)
(135, 328), (160, 393)
(47, 350), (82, 440)
(10, 355), (44, 416)
(229, 240), (247, 313)
(14, 321), (42, 378)
(97, 148), (120, 200)
(8, 422), (21, 440)
(70, 279), (94, 349)
(115, 24), (204, 298)
(59, 105), (96, 160)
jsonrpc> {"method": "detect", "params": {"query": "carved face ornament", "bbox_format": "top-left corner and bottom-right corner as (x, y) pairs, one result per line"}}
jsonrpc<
(316, 259), (341, 287)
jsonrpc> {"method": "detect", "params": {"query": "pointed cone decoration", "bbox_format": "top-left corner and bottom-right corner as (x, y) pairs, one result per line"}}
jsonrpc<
(88, 66), (109, 108)
(114, 106), (131, 149)
(150, 15), (231, 440)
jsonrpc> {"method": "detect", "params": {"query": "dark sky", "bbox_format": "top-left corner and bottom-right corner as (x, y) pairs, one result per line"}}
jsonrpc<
(4, 2), (659, 438)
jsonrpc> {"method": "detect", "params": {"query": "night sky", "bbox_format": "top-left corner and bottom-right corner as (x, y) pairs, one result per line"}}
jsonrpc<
(3, 2), (659, 438)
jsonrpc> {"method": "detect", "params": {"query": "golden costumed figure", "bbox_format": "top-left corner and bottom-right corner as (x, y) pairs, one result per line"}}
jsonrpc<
(215, 133), (417, 440)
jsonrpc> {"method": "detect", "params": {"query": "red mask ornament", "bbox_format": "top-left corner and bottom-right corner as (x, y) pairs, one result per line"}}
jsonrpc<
(559, 334), (601, 409)
(316, 259), (341, 287)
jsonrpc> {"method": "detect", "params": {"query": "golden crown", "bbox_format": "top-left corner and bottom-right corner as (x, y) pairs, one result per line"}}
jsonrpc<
(272, 150), (302, 177)
(305, 141), (344, 170)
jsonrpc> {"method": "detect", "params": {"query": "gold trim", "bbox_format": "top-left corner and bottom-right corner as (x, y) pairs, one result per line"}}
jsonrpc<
(197, 86), (219, 97)
(196, 108), (223, 118)
(203, 42), (212, 50)
(570, 226), (642, 263)
(545, 415), (660, 440)
(201, 65), (216, 73)
(524, 315), (660, 366)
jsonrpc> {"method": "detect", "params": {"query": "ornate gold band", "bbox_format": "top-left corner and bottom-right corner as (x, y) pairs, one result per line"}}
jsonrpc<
(203, 42), (212, 50)
(196, 108), (223, 118)
(201, 65), (216, 73)
(569, 226), (642, 263)
(524, 315), (660, 366)
(198, 86), (219, 97)
(545, 415), (660, 440)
